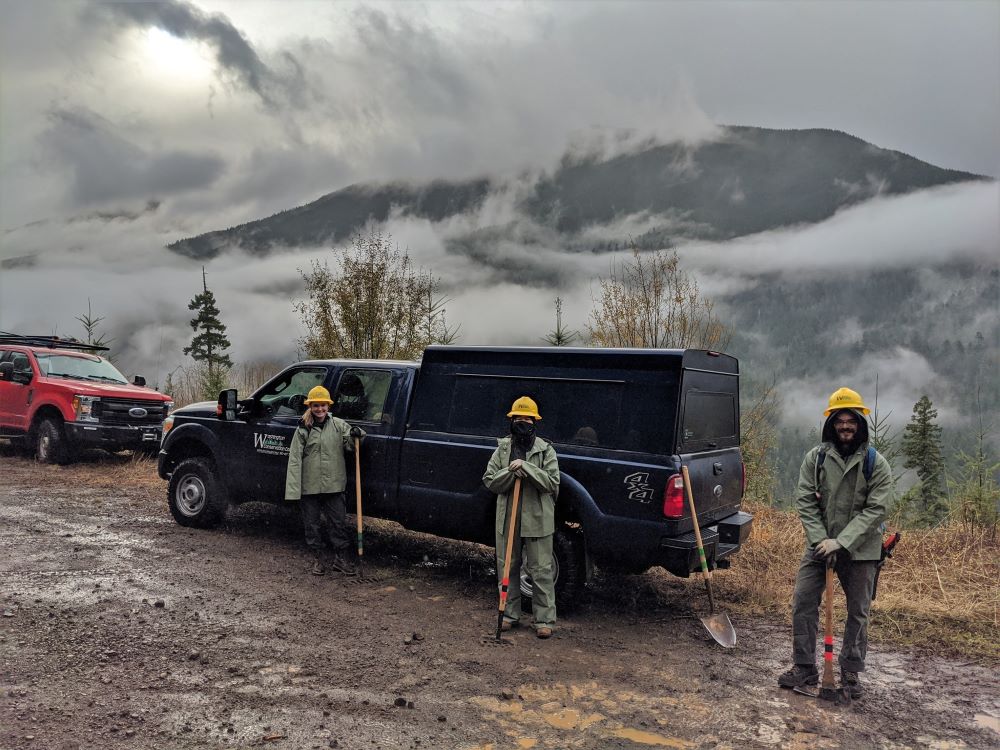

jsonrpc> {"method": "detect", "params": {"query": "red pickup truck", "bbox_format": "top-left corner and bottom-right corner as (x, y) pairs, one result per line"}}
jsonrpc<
(0, 333), (173, 463)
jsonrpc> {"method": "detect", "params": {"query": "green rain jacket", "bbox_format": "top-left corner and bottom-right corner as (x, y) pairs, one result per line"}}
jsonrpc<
(284, 417), (365, 500)
(794, 442), (894, 561)
(483, 436), (560, 538)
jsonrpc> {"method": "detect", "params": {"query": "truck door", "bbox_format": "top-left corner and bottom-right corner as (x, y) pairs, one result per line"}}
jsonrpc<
(329, 367), (408, 519)
(0, 351), (35, 431)
(227, 365), (331, 501)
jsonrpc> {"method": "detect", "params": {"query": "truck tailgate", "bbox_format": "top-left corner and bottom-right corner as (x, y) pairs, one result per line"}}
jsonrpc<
(678, 447), (743, 529)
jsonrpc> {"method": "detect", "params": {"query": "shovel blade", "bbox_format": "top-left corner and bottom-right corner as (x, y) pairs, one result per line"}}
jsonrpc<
(700, 611), (737, 648)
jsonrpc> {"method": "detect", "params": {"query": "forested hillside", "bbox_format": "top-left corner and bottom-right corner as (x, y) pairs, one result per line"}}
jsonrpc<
(724, 261), (999, 503)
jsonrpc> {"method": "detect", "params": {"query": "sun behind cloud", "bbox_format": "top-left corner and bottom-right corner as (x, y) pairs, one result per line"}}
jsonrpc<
(137, 27), (213, 88)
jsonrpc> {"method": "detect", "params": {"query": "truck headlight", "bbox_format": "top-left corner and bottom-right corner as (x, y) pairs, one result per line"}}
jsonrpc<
(161, 415), (175, 440)
(71, 395), (100, 423)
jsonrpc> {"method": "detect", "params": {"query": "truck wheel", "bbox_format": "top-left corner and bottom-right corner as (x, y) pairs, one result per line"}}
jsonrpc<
(167, 457), (226, 528)
(36, 418), (71, 465)
(519, 525), (587, 613)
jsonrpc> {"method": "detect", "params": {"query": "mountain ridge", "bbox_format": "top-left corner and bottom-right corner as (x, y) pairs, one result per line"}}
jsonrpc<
(167, 126), (987, 259)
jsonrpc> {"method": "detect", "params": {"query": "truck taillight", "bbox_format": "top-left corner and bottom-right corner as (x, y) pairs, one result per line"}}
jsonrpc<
(741, 461), (747, 499)
(663, 473), (685, 518)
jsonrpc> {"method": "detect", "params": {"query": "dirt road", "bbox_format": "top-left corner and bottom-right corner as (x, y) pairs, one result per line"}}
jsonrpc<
(1, 452), (998, 750)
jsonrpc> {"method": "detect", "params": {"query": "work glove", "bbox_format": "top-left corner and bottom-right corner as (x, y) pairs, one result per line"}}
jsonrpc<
(814, 538), (842, 561)
(349, 426), (363, 439)
(508, 459), (527, 478)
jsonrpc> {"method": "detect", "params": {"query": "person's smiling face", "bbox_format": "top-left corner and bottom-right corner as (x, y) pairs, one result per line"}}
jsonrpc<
(833, 411), (859, 447)
(310, 402), (329, 422)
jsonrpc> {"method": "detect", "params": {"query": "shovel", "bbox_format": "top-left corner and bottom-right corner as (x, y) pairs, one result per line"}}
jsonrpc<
(353, 437), (366, 578)
(681, 466), (736, 648)
(793, 556), (851, 705)
(495, 477), (523, 642)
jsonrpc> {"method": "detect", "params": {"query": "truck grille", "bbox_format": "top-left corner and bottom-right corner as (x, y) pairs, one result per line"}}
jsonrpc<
(95, 398), (168, 426)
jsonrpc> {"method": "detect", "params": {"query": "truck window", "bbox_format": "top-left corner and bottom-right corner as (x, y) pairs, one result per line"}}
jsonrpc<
(10, 353), (32, 376)
(258, 367), (328, 419)
(445, 374), (674, 453)
(679, 389), (738, 451)
(331, 369), (392, 423)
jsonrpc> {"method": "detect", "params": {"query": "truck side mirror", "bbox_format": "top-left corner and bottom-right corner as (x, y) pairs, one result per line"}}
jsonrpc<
(133, 375), (146, 387)
(0, 362), (12, 382)
(217, 388), (238, 421)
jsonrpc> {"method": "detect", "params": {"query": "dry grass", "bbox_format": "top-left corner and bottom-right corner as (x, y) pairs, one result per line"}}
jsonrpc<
(0, 446), (164, 493)
(723, 501), (1000, 662)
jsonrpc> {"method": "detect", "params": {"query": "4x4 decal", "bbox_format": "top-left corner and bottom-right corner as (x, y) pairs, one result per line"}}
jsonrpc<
(624, 472), (654, 503)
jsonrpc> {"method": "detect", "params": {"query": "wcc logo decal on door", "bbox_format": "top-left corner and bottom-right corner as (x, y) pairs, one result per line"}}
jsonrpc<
(253, 433), (290, 457)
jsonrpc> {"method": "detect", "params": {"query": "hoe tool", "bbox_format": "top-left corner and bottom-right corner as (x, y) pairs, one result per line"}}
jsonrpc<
(793, 556), (851, 705)
(681, 466), (736, 648)
(353, 437), (366, 578)
(495, 477), (523, 642)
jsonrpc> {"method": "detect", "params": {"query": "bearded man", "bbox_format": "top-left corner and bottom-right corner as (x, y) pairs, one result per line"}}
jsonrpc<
(777, 387), (896, 699)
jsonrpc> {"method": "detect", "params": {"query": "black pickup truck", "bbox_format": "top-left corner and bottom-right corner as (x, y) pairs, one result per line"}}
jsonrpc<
(158, 346), (753, 604)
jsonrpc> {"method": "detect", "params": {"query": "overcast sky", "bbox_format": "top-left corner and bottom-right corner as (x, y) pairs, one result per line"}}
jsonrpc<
(0, 0), (997, 423)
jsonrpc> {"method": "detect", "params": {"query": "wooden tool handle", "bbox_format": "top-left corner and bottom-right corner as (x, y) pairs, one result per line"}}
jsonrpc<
(354, 437), (363, 557)
(498, 478), (523, 613)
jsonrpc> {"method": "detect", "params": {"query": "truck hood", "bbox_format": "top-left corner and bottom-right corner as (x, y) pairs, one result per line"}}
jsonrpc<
(41, 376), (172, 401)
(172, 401), (217, 417)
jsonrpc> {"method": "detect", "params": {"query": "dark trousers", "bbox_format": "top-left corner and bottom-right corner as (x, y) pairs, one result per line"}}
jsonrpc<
(300, 493), (350, 555)
(791, 548), (877, 672)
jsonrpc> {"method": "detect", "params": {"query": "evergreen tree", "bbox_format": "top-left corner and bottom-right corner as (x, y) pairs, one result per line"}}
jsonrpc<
(75, 299), (113, 358)
(543, 297), (578, 346)
(900, 395), (948, 524)
(867, 374), (902, 480)
(183, 268), (232, 398)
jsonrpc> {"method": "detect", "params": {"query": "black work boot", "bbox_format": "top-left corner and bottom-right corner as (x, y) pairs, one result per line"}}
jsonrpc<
(777, 664), (818, 688)
(310, 554), (326, 576)
(841, 669), (862, 698)
(329, 550), (357, 575)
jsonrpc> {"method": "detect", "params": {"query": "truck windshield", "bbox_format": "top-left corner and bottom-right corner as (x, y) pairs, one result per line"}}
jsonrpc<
(35, 353), (129, 384)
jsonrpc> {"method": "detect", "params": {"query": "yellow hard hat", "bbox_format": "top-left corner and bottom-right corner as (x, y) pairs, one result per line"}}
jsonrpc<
(304, 386), (333, 405)
(507, 396), (541, 420)
(824, 387), (870, 416)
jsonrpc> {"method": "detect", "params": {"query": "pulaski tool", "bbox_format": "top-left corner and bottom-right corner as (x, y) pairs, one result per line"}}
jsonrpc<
(495, 477), (523, 642)
(793, 555), (852, 705)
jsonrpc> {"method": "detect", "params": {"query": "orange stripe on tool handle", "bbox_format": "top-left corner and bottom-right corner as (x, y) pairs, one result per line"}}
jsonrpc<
(821, 562), (836, 688)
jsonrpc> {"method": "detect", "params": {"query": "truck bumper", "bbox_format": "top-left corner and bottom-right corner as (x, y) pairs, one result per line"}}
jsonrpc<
(659, 510), (755, 577)
(65, 422), (163, 452)
(588, 510), (754, 578)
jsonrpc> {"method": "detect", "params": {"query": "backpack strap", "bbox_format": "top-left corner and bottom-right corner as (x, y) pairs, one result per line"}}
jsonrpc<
(814, 447), (827, 498)
(863, 446), (876, 483)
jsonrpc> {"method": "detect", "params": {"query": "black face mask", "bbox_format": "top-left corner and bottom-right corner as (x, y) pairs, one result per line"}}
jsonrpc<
(511, 420), (535, 438)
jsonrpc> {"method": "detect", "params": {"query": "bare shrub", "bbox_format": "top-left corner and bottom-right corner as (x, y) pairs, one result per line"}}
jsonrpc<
(588, 243), (731, 350)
